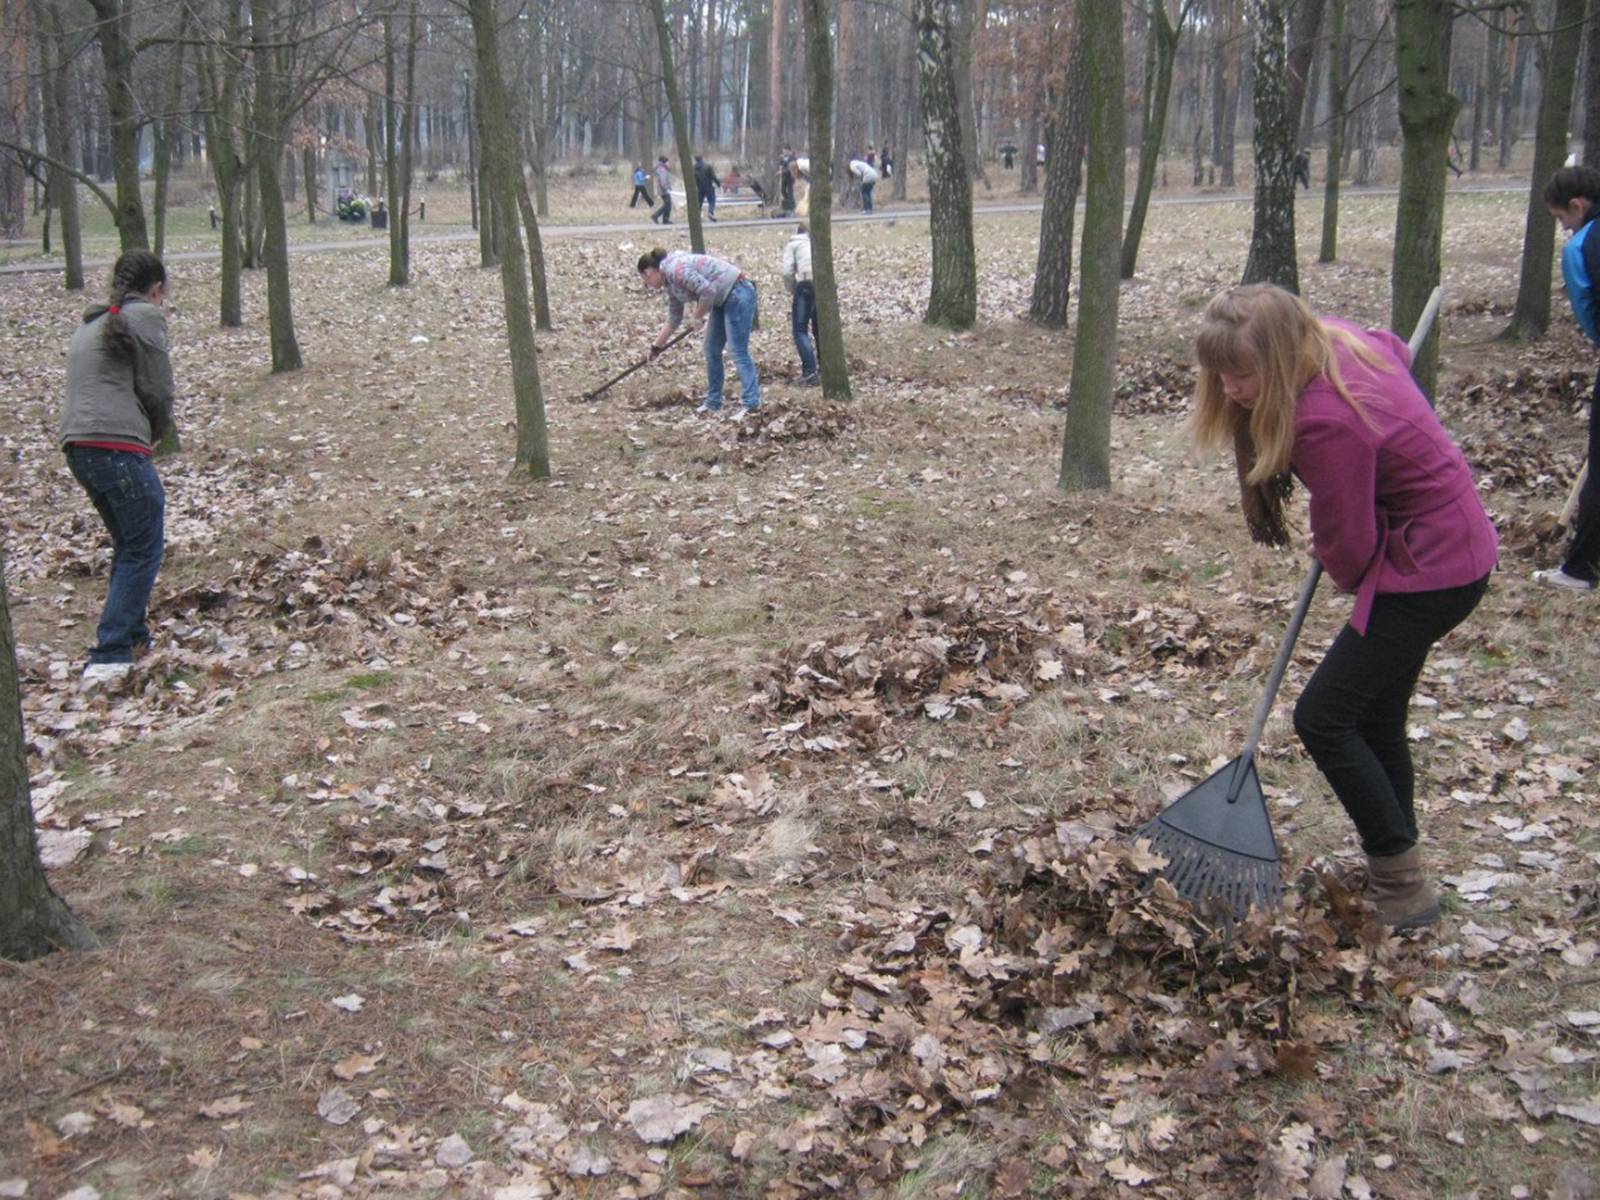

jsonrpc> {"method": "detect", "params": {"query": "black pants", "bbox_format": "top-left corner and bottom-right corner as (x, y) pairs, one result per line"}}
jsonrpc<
(1293, 575), (1489, 856)
(629, 185), (652, 208)
(1563, 371), (1600, 581)
(653, 192), (672, 224)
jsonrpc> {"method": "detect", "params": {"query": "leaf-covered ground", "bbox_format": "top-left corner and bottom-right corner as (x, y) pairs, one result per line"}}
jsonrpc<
(1, 182), (1597, 1200)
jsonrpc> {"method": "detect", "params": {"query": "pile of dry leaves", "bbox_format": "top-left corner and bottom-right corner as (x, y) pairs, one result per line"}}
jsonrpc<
(754, 578), (1254, 755)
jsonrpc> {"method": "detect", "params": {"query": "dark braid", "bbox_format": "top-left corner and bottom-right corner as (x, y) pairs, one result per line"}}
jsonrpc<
(102, 249), (166, 359)
(635, 247), (668, 274)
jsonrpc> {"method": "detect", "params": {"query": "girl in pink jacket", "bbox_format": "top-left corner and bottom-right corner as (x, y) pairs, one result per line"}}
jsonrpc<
(1192, 285), (1498, 931)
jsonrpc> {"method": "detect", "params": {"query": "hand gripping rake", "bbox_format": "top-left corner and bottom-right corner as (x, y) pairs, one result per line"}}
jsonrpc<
(578, 327), (694, 402)
(1133, 287), (1443, 921)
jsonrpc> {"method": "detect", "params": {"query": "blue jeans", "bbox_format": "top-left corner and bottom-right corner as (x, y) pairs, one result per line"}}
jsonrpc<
(704, 279), (760, 411)
(861, 182), (874, 213)
(791, 282), (817, 378)
(65, 446), (165, 664)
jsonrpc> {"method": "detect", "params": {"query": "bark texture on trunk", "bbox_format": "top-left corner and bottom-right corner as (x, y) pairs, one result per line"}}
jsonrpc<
(1, 559), (96, 962)
(1059, 0), (1124, 491)
(468, 0), (551, 478)
(1503, 0), (1586, 340)
(1029, 22), (1089, 329)
(87, 0), (149, 250)
(1392, 0), (1459, 395)
(649, 0), (705, 254)
(915, 0), (977, 328)
(802, 0), (852, 399)
(1122, 0), (1188, 279)
(1242, 0), (1299, 292)
(252, 0), (303, 374)
(1319, 0), (1348, 262)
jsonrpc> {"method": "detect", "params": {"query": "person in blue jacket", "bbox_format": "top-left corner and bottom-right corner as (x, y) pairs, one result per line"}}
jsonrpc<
(1542, 165), (1600, 590)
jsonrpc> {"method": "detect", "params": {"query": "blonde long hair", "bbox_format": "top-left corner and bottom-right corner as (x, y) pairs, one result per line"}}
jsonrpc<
(1191, 284), (1385, 483)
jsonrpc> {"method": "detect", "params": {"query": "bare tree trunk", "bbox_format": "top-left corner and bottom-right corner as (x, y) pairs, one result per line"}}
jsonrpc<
(86, 0), (149, 250)
(1242, 0), (1299, 291)
(0, 558), (96, 961)
(1030, 23), (1089, 328)
(893, 0), (915, 200)
(251, 0), (302, 374)
(650, 0), (706, 253)
(802, 0), (851, 398)
(915, 0), (977, 327)
(1123, 0), (1190, 279)
(767, 0), (786, 203)
(150, 13), (187, 259)
(1393, 0), (1459, 396)
(36, 0), (83, 289)
(1585, 0), (1600, 164)
(1503, 0), (1586, 340)
(1060, 0), (1125, 491)
(468, 0), (550, 479)
(514, 179), (553, 330)
(1319, 0), (1348, 262)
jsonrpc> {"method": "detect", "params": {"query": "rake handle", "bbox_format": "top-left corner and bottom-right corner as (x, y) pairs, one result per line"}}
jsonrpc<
(1225, 285), (1444, 804)
(580, 327), (694, 401)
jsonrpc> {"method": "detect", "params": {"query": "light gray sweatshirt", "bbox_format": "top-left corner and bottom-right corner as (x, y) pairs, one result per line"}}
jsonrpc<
(60, 299), (175, 450)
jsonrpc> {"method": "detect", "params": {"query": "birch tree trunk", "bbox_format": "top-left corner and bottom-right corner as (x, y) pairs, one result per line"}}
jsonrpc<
(1059, 0), (1124, 491)
(1242, 0), (1299, 291)
(915, 0), (976, 328)
(802, 0), (852, 398)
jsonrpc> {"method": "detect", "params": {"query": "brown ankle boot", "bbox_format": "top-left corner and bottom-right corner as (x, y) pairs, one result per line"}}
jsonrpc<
(1364, 847), (1442, 931)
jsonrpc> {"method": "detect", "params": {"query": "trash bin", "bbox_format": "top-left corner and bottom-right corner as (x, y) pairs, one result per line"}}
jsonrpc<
(371, 204), (388, 230)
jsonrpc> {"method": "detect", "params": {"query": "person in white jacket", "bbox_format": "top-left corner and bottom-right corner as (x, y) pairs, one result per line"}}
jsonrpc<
(780, 224), (819, 385)
(848, 158), (880, 213)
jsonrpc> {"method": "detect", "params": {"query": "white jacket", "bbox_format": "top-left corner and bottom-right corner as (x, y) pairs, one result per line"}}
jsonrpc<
(780, 232), (813, 288)
(848, 160), (880, 186)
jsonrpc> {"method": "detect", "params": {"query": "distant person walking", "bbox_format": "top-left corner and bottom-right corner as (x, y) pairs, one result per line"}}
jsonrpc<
(778, 145), (797, 215)
(638, 247), (761, 417)
(881, 145), (894, 178)
(780, 223), (819, 386)
(849, 158), (880, 213)
(693, 155), (721, 221)
(1539, 165), (1600, 591)
(60, 250), (177, 688)
(652, 157), (675, 225)
(629, 164), (653, 208)
(1293, 148), (1311, 189)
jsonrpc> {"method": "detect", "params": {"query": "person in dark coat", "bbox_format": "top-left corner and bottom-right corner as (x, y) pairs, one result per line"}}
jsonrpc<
(693, 155), (720, 221)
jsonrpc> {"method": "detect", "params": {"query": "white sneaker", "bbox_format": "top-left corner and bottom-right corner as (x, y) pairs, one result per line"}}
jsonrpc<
(80, 662), (132, 691)
(694, 403), (722, 417)
(1532, 567), (1595, 591)
(730, 407), (753, 424)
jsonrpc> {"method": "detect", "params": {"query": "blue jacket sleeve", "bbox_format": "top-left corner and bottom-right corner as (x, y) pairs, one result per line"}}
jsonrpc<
(1563, 222), (1600, 346)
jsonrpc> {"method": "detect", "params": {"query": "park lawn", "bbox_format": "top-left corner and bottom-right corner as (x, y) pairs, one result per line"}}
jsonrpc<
(0, 183), (1596, 1199)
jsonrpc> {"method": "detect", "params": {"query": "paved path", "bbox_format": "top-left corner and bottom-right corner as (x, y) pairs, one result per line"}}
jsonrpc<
(0, 182), (1525, 278)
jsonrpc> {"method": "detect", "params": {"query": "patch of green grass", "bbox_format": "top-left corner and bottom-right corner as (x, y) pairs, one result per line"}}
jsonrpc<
(346, 670), (394, 690)
(157, 833), (212, 857)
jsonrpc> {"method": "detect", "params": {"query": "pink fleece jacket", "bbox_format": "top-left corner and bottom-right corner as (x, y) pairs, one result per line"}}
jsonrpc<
(1291, 322), (1499, 634)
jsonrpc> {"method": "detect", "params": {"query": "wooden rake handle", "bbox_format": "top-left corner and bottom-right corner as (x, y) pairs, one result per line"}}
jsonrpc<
(579, 327), (695, 402)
